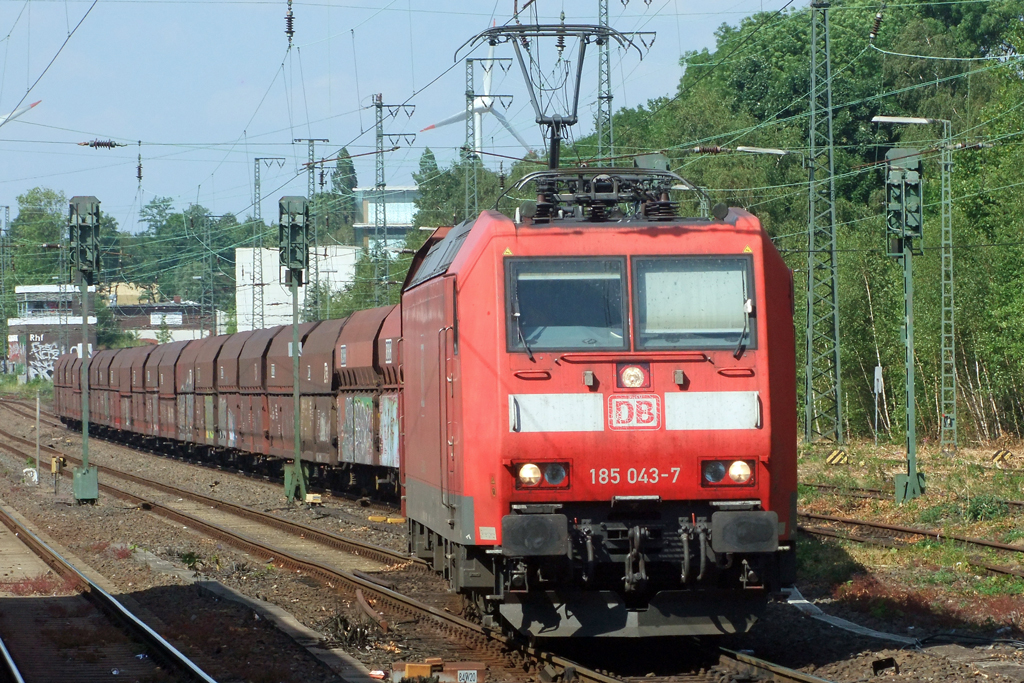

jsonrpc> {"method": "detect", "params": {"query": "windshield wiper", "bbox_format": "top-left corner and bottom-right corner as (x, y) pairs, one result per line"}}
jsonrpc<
(512, 297), (534, 361)
(733, 298), (753, 359)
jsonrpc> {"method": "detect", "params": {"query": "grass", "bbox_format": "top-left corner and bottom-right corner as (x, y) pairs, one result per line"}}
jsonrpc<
(0, 375), (53, 403)
(1002, 528), (1024, 544)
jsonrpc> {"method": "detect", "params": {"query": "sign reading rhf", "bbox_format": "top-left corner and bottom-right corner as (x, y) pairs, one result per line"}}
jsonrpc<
(608, 395), (661, 430)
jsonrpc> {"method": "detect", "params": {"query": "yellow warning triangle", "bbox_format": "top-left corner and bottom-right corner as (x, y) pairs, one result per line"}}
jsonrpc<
(503, 247), (513, 256)
(743, 245), (753, 253)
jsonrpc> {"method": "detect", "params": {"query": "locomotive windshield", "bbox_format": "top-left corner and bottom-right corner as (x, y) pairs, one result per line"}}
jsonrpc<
(633, 256), (756, 350)
(506, 258), (628, 352)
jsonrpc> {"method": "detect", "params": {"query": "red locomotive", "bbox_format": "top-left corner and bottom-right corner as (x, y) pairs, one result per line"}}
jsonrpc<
(55, 167), (796, 638)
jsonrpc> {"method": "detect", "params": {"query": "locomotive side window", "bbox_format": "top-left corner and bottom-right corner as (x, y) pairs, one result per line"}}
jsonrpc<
(633, 256), (757, 350)
(506, 258), (628, 352)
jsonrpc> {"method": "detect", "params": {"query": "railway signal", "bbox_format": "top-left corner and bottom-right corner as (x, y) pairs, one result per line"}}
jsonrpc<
(874, 115), (960, 455)
(881, 148), (926, 503)
(279, 196), (309, 504)
(69, 196), (100, 503)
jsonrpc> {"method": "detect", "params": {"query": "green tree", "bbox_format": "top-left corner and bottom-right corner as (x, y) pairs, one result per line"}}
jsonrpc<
(9, 187), (66, 286)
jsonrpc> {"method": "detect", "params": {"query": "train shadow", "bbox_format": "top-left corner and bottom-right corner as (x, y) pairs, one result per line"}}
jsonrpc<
(539, 533), (1011, 676)
(0, 579), (338, 683)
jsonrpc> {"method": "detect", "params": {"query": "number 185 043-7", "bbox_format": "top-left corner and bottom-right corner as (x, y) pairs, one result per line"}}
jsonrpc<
(590, 467), (680, 485)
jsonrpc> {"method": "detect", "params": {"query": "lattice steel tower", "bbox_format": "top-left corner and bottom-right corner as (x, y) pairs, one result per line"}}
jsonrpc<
(465, 58), (479, 221)
(805, 0), (843, 443)
(939, 121), (956, 453)
(371, 95), (415, 305)
(253, 159), (265, 331)
(597, 0), (614, 165)
(294, 138), (328, 319)
(0, 206), (8, 362)
(374, 95), (388, 306)
(58, 230), (70, 354)
(252, 157), (286, 330)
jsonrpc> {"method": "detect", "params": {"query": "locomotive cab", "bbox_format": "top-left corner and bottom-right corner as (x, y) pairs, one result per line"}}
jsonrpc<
(402, 168), (797, 638)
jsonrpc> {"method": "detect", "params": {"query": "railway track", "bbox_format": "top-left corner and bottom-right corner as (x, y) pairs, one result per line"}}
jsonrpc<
(0, 398), (62, 428)
(0, 633), (24, 683)
(4, 397), (401, 514)
(0, 399), (836, 683)
(0, 420), (830, 683)
(0, 422), (416, 569)
(0, 499), (216, 682)
(801, 481), (1024, 510)
(798, 510), (1024, 578)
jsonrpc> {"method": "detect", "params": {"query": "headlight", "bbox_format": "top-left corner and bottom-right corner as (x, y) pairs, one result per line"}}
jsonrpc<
(518, 463), (542, 487)
(702, 461), (726, 483)
(543, 463), (567, 486)
(728, 460), (752, 483)
(619, 366), (645, 388)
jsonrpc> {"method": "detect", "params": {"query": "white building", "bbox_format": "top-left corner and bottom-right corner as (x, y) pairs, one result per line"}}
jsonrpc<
(235, 245), (361, 331)
(6, 285), (97, 381)
(353, 186), (419, 248)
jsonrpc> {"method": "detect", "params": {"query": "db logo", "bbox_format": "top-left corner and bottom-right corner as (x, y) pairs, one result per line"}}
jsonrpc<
(608, 394), (661, 430)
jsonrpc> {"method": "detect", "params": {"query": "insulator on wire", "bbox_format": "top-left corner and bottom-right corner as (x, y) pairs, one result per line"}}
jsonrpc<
(78, 139), (123, 149)
(693, 146), (724, 154)
(499, 162), (506, 190)
(869, 4), (885, 42)
(137, 155), (142, 183)
(285, 0), (295, 46)
(556, 12), (566, 58)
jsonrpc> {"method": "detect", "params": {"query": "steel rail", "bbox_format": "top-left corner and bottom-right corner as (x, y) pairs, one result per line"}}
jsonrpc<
(798, 525), (1024, 579)
(801, 481), (1024, 509)
(799, 511), (1024, 554)
(25, 405), (838, 682)
(798, 512), (1024, 579)
(14, 399), (402, 514)
(0, 634), (26, 683)
(0, 423), (420, 569)
(721, 648), (837, 683)
(0, 429), (611, 683)
(0, 503), (218, 682)
(0, 398), (62, 426)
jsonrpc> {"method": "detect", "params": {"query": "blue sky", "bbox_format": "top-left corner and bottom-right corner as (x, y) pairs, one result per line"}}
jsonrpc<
(0, 0), (788, 233)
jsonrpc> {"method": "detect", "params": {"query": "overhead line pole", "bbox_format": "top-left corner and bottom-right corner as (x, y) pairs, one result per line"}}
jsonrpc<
(805, 0), (843, 444)
(597, 0), (614, 166)
(0, 206), (8, 368)
(465, 58), (478, 221)
(370, 95), (415, 306)
(939, 120), (957, 454)
(205, 215), (214, 336)
(293, 139), (328, 320)
(252, 157), (286, 330)
(375, 96), (387, 306)
(58, 222), (69, 355)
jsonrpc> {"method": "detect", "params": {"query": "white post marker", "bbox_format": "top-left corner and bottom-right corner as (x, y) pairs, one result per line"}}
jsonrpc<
(873, 366), (883, 446)
(35, 389), (40, 485)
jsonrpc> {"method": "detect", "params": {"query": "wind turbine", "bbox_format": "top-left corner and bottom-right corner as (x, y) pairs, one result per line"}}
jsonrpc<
(421, 43), (534, 155)
(0, 101), (41, 129)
